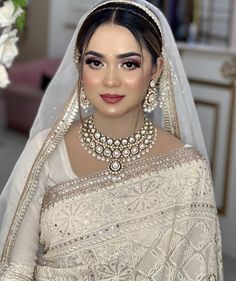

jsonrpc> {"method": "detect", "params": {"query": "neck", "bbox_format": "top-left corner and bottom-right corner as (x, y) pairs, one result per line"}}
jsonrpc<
(92, 110), (145, 139)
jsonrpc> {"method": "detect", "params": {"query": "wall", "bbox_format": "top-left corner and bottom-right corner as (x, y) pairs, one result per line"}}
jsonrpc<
(230, 0), (236, 47)
(17, 0), (49, 62)
(47, 0), (98, 58)
(14, 0), (95, 62)
(220, 75), (236, 259)
(47, 0), (72, 58)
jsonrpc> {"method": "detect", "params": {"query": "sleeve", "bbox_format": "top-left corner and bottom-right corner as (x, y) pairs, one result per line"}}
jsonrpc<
(2, 187), (45, 280)
(0, 131), (49, 280)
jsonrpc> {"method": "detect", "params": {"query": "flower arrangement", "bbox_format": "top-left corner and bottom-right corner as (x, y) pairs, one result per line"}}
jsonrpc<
(0, 0), (26, 88)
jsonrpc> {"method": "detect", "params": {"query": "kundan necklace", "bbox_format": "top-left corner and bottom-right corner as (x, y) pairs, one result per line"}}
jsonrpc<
(80, 115), (157, 182)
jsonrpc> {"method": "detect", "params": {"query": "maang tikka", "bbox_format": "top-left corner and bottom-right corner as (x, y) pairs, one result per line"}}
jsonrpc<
(80, 83), (91, 113)
(143, 79), (159, 113)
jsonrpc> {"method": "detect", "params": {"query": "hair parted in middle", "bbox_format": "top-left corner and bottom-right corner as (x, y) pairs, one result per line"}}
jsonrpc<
(75, 2), (163, 119)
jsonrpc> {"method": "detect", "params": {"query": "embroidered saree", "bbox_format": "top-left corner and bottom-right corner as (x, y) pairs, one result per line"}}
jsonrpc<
(2, 136), (223, 280)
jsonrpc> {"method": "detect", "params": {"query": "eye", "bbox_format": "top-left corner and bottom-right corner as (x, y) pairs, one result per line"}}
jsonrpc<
(85, 58), (103, 69)
(122, 60), (141, 70)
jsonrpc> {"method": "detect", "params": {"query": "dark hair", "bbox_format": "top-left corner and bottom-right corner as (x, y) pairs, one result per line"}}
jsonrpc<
(75, 3), (162, 119)
(76, 3), (162, 65)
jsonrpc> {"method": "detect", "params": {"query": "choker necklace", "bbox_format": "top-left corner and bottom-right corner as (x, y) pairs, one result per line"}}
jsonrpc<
(80, 116), (157, 182)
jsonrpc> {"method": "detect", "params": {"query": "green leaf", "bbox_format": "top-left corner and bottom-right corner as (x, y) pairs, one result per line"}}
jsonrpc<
(12, 0), (27, 8)
(15, 11), (26, 31)
(12, 0), (27, 31)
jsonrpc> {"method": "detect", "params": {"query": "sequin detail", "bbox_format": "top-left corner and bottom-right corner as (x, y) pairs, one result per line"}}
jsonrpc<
(36, 148), (223, 281)
(42, 147), (203, 210)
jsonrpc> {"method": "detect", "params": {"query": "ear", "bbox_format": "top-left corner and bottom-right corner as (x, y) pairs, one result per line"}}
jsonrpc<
(151, 57), (164, 82)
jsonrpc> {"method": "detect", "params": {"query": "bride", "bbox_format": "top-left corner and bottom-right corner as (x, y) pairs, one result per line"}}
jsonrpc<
(0, 0), (223, 280)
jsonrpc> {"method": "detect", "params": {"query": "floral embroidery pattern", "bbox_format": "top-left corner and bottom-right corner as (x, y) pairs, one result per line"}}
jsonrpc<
(98, 260), (133, 281)
(53, 202), (86, 236)
(125, 181), (157, 213)
(36, 150), (223, 281)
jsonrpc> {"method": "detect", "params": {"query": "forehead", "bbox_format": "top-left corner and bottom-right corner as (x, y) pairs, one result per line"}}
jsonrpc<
(86, 23), (143, 53)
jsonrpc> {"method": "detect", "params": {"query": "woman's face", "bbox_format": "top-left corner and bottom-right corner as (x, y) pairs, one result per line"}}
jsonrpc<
(82, 23), (162, 118)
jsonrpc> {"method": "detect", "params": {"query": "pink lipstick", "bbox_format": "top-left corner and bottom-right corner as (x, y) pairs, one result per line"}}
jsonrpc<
(100, 93), (125, 104)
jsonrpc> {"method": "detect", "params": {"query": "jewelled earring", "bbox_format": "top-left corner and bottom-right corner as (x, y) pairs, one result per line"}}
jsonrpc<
(80, 83), (90, 113)
(143, 79), (158, 113)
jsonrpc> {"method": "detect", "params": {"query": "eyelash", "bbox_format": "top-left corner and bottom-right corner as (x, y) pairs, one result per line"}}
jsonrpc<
(122, 60), (141, 70)
(85, 58), (141, 70)
(85, 58), (102, 69)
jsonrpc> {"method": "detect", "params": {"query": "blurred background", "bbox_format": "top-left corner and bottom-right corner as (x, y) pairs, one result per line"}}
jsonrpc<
(0, 0), (236, 279)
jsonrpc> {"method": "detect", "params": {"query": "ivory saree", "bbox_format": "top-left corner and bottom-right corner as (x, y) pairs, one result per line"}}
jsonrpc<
(2, 133), (223, 280)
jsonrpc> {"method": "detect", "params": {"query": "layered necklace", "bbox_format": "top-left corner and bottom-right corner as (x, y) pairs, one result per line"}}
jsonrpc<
(80, 115), (157, 182)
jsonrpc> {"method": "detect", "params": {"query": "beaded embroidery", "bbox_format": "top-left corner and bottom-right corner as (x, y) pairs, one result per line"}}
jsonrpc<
(42, 147), (203, 210)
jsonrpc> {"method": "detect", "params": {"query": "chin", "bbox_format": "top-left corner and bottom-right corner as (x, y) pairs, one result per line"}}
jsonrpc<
(97, 108), (126, 119)
(92, 100), (142, 119)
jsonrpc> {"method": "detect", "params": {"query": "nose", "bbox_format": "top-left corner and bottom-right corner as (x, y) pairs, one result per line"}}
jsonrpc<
(103, 66), (121, 88)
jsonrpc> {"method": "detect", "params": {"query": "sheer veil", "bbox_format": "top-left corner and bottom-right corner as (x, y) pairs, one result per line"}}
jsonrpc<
(30, 0), (207, 157)
(0, 0), (207, 275)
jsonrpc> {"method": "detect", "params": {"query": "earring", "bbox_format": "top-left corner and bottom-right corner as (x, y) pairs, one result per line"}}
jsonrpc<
(80, 83), (90, 113)
(143, 79), (159, 113)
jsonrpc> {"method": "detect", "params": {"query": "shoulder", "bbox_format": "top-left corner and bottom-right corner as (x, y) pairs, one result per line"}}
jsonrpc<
(151, 127), (184, 155)
(18, 129), (51, 160)
(151, 126), (208, 165)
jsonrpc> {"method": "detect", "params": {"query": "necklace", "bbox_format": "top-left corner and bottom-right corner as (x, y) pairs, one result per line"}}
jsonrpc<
(80, 115), (157, 182)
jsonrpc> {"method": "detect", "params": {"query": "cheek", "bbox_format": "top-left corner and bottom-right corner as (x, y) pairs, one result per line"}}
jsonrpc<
(123, 76), (141, 91)
(82, 68), (102, 88)
(122, 71), (145, 90)
(123, 71), (150, 95)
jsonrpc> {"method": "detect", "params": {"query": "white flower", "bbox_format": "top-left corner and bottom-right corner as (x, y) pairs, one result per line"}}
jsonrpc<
(0, 0), (23, 28)
(0, 64), (10, 88)
(0, 27), (18, 67)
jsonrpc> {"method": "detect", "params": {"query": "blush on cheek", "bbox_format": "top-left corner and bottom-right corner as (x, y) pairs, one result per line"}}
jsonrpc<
(123, 76), (141, 90)
(82, 71), (102, 89)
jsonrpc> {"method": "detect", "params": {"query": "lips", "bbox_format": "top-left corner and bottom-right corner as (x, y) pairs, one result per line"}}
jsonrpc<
(100, 93), (125, 104)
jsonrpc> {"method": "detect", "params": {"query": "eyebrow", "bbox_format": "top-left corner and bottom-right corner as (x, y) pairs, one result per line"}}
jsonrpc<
(84, 51), (142, 59)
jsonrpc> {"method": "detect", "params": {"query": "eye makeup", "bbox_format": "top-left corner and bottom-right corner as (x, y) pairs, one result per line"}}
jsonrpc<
(84, 57), (103, 69)
(84, 54), (142, 70)
(121, 59), (141, 69)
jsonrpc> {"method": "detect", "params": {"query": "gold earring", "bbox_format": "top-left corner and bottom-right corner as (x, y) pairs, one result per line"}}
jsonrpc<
(80, 83), (90, 113)
(143, 79), (158, 113)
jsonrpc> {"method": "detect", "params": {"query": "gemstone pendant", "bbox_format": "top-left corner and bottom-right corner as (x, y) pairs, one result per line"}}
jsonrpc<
(109, 160), (122, 174)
